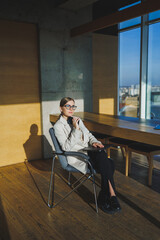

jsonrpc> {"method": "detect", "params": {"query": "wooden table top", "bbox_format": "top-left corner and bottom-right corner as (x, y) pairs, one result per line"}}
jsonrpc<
(50, 112), (160, 147)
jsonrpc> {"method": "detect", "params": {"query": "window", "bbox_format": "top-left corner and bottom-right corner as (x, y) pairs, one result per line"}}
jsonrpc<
(119, 1), (141, 30)
(119, 28), (141, 117)
(146, 22), (160, 119)
(118, 8), (160, 120)
(119, 17), (141, 30)
(149, 10), (160, 22)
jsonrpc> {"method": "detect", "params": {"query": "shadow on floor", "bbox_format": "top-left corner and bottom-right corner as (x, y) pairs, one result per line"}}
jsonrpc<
(112, 149), (160, 194)
(0, 195), (11, 240)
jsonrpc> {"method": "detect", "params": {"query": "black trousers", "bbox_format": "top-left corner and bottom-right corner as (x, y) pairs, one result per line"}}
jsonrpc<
(88, 150), (116, 198)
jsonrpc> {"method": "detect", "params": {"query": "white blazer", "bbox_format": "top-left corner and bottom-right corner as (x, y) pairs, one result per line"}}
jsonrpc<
(53, 115), (101, 174)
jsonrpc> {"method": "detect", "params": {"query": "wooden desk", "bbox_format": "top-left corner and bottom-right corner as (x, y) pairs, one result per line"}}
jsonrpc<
(50, 112), (160, 147)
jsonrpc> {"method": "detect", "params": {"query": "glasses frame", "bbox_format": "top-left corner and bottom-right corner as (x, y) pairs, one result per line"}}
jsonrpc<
(64, 104), (77, 110)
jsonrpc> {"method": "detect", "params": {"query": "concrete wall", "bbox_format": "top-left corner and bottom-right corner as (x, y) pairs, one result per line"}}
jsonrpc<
(40, 29), (92, 157)
(0, 0), (93, 159)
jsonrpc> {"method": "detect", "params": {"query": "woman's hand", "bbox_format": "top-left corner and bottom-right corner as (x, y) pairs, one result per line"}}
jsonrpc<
(92, 142), (104, 148)
(72, 117), (80, 130)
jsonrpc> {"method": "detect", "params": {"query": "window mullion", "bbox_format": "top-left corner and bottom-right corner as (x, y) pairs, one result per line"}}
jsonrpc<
(140, 14), (148, 119)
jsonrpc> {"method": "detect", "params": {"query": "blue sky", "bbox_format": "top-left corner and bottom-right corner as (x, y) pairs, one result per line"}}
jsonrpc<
(119, 27), (140, 87)
(119, 10), (160, 87)
(148, 22), (160, 85)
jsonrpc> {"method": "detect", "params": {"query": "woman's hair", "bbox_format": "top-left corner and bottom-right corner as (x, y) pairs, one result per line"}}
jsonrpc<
(60, 97), (75, 107)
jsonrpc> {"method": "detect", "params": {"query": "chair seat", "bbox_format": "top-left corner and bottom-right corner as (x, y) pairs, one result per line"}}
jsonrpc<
(109, 137), (135, 146)
(65, 165), (80, 172)
(128, 143), (160, 153)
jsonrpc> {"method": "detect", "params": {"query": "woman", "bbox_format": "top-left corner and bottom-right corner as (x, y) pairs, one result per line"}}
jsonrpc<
(54, 97), (121, 214)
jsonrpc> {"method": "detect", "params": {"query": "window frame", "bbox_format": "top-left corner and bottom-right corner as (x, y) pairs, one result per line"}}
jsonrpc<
(118, 10), (160, 120)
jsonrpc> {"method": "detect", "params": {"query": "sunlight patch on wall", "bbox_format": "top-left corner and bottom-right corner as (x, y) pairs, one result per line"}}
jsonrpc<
(99, 98), (114, 115)
(0, 102), (42, 166)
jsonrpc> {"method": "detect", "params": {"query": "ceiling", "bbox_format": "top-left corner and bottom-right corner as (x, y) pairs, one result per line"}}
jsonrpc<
(54, 0), (100, 11)
(54, 0), (139, 11)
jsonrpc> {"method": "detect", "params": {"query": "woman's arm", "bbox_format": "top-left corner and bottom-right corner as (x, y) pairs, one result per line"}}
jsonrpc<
(54, 123), (82, 151)
(78, 119), (102, 146)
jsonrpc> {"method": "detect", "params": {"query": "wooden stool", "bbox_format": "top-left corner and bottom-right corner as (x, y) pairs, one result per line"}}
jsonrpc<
(107, 137), (136, 176)
(128, 143), (160, 186)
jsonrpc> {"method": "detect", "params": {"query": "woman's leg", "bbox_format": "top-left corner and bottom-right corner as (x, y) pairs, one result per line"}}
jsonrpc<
(98, 151), (116, 197)
(88, 150), (121, 213)
(98, 151), (121, 210)
(88, 150), (115, 197)
(108, 180), (116, 197)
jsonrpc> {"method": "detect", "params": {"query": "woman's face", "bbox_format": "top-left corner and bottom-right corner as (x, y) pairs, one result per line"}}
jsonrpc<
(60, 100), (76, 118)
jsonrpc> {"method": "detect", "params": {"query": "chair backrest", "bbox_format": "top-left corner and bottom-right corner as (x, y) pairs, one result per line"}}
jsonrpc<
(49, 128), (68, 169)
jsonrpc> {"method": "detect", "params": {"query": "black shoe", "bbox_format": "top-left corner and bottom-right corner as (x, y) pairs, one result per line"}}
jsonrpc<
(100, 199), (115, 214)
(110, 196), (121, 212)
(97, 191), (115, 214)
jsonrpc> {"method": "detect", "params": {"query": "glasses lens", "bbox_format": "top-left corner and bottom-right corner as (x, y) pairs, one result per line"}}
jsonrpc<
(72, 106), (77, 110)
(64, 105), (77, 110)
(65, 105), (70, 110)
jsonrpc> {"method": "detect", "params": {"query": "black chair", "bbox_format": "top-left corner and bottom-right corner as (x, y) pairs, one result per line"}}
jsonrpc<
(48, 127), (99, 213)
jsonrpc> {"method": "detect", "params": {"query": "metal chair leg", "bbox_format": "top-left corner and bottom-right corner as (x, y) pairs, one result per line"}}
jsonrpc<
(91, 174), (98, 213)
(71, 174), (87, 187)
(68, 172), (71, 186)
(50, 174), (92, 209)
(93, 182), (98, 213)
(48, 155), (55, 208)
(48, 157), (98, 212)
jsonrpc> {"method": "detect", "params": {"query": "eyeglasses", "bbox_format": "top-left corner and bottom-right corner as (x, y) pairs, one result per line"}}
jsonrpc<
(64, 104), (77, 110)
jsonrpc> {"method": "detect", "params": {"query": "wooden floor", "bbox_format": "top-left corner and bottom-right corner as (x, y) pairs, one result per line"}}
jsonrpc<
(0, 149), (160, 240)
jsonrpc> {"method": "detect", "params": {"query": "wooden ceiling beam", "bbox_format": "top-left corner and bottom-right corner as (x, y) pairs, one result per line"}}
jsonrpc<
(71, 0), (160, 37)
